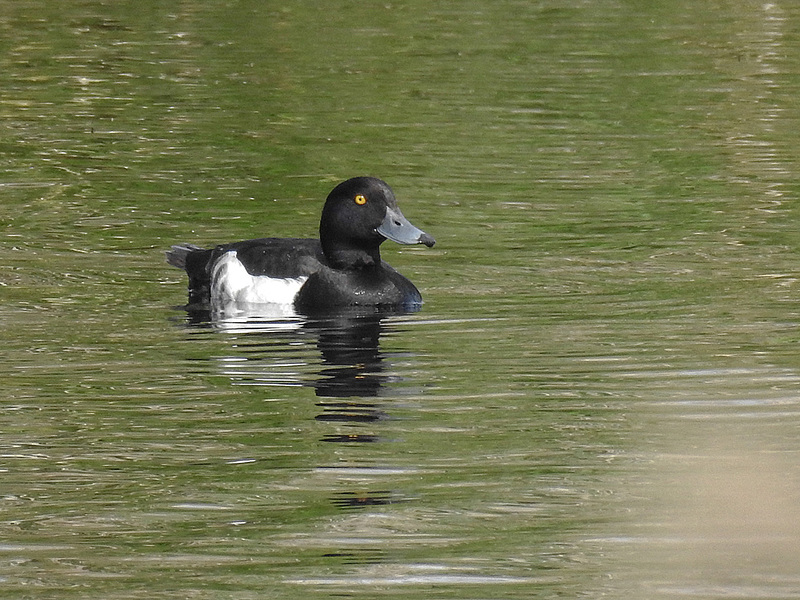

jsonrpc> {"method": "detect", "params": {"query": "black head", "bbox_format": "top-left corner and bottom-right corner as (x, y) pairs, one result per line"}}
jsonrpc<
(319, 177), (435, 269)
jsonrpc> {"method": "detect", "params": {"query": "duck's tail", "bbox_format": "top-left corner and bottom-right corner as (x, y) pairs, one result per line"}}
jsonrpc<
(165, 243), (204, 270)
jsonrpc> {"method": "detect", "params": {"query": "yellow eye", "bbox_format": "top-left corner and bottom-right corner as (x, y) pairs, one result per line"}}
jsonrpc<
(354, 194), (367, 205)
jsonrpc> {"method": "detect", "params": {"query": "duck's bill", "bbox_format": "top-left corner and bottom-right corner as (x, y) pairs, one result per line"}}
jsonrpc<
(377, 206), (436, 247)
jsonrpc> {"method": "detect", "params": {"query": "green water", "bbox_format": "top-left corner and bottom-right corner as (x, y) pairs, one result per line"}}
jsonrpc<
(3, 1), (800, 598)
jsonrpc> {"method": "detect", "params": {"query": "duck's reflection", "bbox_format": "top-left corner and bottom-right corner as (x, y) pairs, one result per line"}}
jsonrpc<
(315, 400), (389, 423)
(329, 490), (399, 510)
(183, 303), (417, 402)
(313, 312), (387, 398)
(180, 303), (419, 566)
(319, 433), (380, 443)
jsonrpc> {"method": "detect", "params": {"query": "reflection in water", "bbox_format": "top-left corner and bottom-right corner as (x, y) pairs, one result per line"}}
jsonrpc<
(320, 433), (380, 443)
(178, 304), (418, 541)
(184, 304), (415, 400)
(315, 401), (389, 423)
(329, 490), (399, 510)
(604, 424), (800, 598)
(314, 313), (387, 398)
(321, 548), (387, 565)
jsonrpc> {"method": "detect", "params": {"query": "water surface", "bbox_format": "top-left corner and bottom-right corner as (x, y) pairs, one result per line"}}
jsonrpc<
(2, 1), (800, 598)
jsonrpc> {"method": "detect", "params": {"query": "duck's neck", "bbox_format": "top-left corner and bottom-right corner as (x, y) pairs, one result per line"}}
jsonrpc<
(323, 241), (381, 270)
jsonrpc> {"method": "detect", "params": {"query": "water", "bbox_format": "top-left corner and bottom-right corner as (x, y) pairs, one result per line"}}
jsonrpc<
(3, 1), (800, 598)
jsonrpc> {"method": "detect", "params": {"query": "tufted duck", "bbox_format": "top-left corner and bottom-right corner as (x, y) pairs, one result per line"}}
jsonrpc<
(166, 177), (435, 314)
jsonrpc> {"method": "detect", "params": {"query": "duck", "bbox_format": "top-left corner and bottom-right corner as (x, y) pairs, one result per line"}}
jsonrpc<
(166, 177), (435, 314)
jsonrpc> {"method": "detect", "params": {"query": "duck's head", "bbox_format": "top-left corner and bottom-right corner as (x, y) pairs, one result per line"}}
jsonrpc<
(320, 177), (435, 268)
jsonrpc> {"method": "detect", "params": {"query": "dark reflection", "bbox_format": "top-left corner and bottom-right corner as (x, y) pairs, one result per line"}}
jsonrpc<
(179, 303), (419, 400)
(329, 490), (399, 510)
(320, 433), (381, 443)
(314, 400), (389, 423)
(322, 548), (386, 565)
(314, 313), (386, 398)
(177, 302), (420, 558)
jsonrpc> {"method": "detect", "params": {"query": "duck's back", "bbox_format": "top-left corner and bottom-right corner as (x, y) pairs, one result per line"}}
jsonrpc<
(167, 238), (324, 306)
(215, 238), (324, 278)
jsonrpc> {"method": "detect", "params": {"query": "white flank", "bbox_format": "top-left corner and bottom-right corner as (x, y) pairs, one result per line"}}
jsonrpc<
(210, 251), (307, 306)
